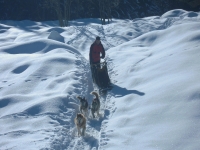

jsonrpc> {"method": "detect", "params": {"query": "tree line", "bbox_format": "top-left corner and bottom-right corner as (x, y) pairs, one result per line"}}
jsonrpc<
(0, 0), (199, 26)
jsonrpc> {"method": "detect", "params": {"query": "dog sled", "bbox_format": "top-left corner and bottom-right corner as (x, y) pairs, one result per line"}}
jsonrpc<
(90, 59), (112, 92)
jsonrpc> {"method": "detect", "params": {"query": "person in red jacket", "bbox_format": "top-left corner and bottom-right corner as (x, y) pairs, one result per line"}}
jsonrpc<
(89, 36), (105, 66)
(89, 36), (105, 84)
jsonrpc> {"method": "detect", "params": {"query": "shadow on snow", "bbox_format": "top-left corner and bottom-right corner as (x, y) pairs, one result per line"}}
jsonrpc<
(111, 83), (145, 97)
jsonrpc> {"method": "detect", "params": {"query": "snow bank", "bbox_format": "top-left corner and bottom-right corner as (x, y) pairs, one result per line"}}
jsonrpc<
(48, 30), (65, 43)
(0, 9), (200, 150)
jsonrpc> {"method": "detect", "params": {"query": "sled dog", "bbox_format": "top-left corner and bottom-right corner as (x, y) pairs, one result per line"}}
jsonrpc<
(90, 91), (100, 118)
(77, 96), (88, 117)
(74, 113), (86, 136)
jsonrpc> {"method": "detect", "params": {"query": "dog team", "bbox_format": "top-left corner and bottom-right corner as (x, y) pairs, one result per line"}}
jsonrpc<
(74, 91), (100, 137)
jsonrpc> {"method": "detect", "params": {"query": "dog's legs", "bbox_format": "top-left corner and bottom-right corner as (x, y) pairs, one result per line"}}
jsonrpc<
(77, 126), (81, 136)
(97, 109), (100, 117)
(80, 107), (83, 114)
(82, 126), (86, 136)
(91, 109), (95, 118)
(83, 109), (88, 118)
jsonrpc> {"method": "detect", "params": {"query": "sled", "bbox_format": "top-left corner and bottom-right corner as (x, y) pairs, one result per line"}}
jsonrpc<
(90, 60), (111, 91)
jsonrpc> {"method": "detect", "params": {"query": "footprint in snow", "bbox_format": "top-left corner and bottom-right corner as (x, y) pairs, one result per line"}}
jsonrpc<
(25, 79), (31, 82)
(41, 78), (47, 81)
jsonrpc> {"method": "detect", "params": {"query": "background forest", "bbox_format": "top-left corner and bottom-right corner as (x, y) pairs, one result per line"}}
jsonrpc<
(0, 0), (200, 26)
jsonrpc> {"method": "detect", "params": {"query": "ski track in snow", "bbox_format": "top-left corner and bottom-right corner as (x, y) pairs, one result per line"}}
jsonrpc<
(64, 66), (116, 150)
(1, 10), (200, 150)
(62, 14), (187, 149)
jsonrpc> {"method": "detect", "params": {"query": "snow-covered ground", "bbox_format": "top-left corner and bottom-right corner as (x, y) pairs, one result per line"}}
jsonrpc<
(0, 9), (200, 150)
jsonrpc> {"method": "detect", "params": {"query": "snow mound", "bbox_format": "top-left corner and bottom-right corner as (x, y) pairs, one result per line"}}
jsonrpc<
(1, 9), (200, 150)
(161, 9), (188, 18)
(48, 30), (64, 43)
(181, 11), (199, 18)
(1, 39), (79, 54)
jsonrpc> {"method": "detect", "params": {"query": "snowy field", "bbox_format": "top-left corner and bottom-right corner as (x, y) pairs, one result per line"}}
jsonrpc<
(0, 9), (200, 150)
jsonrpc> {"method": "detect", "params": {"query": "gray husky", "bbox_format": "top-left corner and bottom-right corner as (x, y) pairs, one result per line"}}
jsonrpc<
(90, 91), (100, 118)
(77, 96), (88, 117)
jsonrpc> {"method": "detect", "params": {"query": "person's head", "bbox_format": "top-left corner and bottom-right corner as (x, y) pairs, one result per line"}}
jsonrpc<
(95, 36), (101, 44)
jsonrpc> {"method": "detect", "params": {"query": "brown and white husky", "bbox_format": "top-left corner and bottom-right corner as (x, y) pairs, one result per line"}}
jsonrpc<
(74, 113), (86, 136)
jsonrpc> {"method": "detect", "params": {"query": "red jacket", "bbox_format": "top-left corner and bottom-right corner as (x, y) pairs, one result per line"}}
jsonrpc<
(89, 42), (105, 63)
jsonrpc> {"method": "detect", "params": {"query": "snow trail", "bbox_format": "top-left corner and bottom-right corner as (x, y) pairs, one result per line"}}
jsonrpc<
(1, 9), (200, 150)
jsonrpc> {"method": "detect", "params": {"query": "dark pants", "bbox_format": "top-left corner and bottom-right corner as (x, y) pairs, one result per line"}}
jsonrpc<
(91, 61), (100, 68)
(90, 61), (100, 84)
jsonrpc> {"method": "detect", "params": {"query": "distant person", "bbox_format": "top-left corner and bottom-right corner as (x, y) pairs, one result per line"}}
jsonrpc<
(89, 36), (105, 67)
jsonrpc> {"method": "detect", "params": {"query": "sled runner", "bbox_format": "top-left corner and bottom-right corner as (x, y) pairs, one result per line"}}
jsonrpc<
(90, 60), (112, 91)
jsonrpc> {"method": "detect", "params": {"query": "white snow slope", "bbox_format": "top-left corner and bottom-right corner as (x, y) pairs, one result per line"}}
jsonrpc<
(0, 9), (200, 150)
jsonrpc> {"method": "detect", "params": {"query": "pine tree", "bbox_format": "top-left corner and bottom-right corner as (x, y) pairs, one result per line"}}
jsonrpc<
(44, 0), (73, 27)
(178, 0), (200, 8)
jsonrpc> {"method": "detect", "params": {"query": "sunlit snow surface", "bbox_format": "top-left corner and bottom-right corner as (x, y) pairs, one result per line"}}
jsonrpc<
(0, 9), (200, 150)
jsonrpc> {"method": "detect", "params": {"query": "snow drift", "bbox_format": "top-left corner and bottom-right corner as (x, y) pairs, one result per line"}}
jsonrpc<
(0, 9), (200, 150)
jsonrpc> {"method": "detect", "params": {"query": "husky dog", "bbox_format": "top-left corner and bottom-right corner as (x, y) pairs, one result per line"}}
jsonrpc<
(77, 96), (88, 117)
(90, 91), (100, 118)
(74, 113), (86, 136)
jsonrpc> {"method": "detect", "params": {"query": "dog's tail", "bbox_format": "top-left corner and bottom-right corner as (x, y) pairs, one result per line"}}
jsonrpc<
(90, 91), (99, 99)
